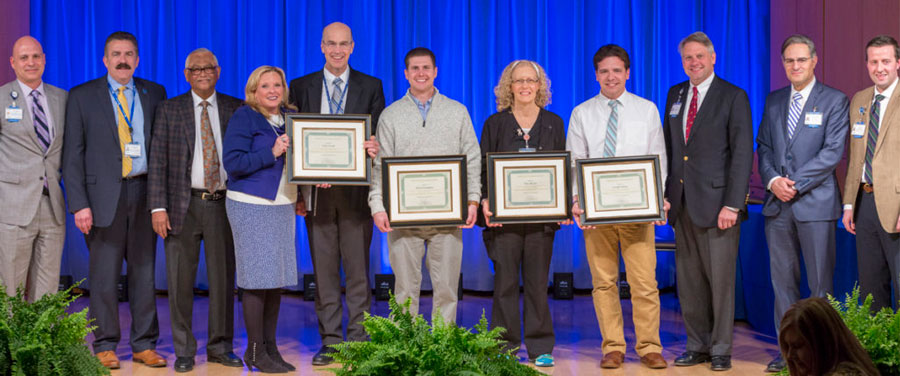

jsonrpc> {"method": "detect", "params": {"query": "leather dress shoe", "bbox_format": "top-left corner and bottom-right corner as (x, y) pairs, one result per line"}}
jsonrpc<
(133, 349), (167, 367)
(674, 351), (711, 366)
(766, 355), (786, 372)
(640, 352), (668, 369)
(312, 346), (337, 366)
(600, 351), (625, 369)
(711, 355), (732, 371)
(95, 351), (120, 369)
(174, 357), (194, 373)
(208, 351), (244, 367)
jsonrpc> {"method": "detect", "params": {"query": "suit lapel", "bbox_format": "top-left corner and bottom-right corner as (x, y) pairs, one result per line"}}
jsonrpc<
(136, 79), (154, 143)
(307, 71), (324, 113)
(180, 94), (196, 157)
(97, 78), (121, 145)
(215, 93), (231, 134)
(787, 82), (820, 149)
(687, 78), (721, 147)
(345, 69), (362, 114)
(875, 82), (900, 155)
(45, 88), (65, 154)
(11, 85), (44, 154)
(670, 83), (688, 146)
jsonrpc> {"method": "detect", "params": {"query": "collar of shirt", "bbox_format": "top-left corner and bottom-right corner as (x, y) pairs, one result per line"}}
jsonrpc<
(790, 76), (816, 103)
(407, 88), (437, 120)
(323, 65), (351, 86)
(874, 76), (898, 102)
(16, 79), (44, 99)
(107, 74), (134, 92)
(598, 89), (629, 108)
(691, 72), (715, 95)
(191, 90), (218, 109)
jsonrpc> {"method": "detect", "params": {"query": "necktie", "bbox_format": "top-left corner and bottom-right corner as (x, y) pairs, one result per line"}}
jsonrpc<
(864, 94), (886, 184)
(603, 99), (620, 158)
(787, 92), (803, 139)
(331, 77), (344, 114)
(30, 90), (50, 153)
(200, 100), (220, 192)
(116, 86), (133, 177)
(685, 86), (699, 141)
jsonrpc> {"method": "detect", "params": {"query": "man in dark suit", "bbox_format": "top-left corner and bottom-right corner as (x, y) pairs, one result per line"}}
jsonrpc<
(288, 21), (384, 366)
(662, 31), (753, 372)
(147, 48), (244, 372)
(756, 34), (848, 373)
(62, 31), (167, 370)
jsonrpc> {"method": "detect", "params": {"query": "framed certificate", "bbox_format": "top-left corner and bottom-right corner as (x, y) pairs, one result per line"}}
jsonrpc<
(382, 155), (467, 228)
(286, 113), (371, 185)
(576, 155), (664, 225)
(486, 152), (571, 224)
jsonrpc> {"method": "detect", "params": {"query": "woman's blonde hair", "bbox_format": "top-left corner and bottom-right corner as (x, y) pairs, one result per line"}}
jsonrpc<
(244, 65), (297, 115)
(494, 60), (551, 111)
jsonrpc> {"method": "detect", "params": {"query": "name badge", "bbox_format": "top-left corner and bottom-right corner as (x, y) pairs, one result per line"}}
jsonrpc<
(5, 106), (22, 122)
(124, 142), (142, 158)
(669, 102), (682, 117)
(851, 122), (866, 138)
(805, 112), (823, 127)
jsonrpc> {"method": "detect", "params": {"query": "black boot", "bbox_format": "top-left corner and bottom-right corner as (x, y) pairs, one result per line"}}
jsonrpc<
(266, 341), (295, 371)
(243, 341), (287, 373)
(263, 290), (295, 371)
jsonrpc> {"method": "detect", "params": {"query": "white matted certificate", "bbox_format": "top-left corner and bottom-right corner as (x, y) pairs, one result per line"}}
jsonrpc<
(383, 155), (467, 227)
(487, 152), (570, 224)
(286, 113), (371, 185)
(576, 155), (664, 225)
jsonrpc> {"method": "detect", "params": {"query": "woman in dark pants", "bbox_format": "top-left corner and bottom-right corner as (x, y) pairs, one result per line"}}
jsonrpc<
(480, 60), (566, 367)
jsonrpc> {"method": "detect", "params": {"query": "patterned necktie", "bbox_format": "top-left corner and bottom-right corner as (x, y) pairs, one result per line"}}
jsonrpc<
(603, 99), (620, 158)
(787, 92), (803, 139)
(116, 86), (133, 177)
(331, 77), (344, 114)
(200, 100), (220, 192)
(864, 94), (886, 184)
(685, 86), (699, 141)
(30, 89), (50, 153)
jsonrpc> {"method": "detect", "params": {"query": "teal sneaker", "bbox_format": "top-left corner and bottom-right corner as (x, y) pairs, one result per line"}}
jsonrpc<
(534, 354), (554, 367)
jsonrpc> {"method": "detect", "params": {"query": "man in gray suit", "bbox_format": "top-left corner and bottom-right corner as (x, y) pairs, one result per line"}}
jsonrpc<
(0, 36), (67, 301)
(756, 34), (849, 373)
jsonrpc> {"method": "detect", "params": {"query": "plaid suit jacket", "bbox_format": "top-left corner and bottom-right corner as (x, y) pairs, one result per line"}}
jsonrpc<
(148, 91), (243, 234)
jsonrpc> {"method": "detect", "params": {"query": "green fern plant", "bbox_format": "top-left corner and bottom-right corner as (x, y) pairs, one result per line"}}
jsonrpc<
(327, 295), (544, 376)
(0, 282), (109, 376)
(827, 287), (900, 376)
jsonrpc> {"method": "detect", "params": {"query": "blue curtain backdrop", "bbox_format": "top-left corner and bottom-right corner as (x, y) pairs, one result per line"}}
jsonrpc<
(33, 0), (769, 294)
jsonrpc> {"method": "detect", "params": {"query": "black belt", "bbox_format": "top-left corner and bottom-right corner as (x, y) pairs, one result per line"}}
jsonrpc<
(123, 174), (147, 181)
(191, 189), (226, 201)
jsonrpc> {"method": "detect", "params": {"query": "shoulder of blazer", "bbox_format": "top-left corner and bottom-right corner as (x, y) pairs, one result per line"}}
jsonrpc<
(216, 92), (243, 109)
(539, 108), (564, 128)
(291, 70), (324, 89)
(349, 68), (382, 87)
(68, 76), (107, 97)
(134, 77), (165, 96)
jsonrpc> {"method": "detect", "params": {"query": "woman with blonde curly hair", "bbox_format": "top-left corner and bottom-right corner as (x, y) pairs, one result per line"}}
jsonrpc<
(479, 59), (565, 367)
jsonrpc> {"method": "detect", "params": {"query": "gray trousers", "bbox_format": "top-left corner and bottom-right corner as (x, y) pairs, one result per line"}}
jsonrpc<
(673, 206), (740, 356)
(388, 227), (462, 324)
(87, 178), (159, 353)
(306, 186), (373, 346)
(164, 195), (236, 357)
(855, 190), (900, 311)
(764, 206), (835, 334)
(0, 194), (64, 300)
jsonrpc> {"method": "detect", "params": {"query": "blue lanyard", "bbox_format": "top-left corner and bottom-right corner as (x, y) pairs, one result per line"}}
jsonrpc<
(108, 82), (136, 134)
(322, 76), (348, 114)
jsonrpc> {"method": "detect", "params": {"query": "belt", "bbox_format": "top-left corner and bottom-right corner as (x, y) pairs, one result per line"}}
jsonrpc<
(123, 174), (147, 181)
(861, 183), (874, 194)
(191, 189), (226, 201)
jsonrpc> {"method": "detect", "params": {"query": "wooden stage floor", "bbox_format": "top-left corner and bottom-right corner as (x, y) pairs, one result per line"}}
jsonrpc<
(70, 291), (779, 375)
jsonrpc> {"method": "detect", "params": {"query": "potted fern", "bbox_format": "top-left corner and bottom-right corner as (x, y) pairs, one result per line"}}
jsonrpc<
(827, 288), (900, 376)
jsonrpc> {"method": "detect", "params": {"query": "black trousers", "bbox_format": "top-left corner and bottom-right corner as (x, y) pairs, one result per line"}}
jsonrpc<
(164, 195), (236, 357)
(854, 189), (900, 311)
(484, 223), (555, 358)
(88, 177), (159, 353)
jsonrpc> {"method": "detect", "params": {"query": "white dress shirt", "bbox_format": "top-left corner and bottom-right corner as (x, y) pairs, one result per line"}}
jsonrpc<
(682, 73), (716, 139)
(320, 66), (351, 115)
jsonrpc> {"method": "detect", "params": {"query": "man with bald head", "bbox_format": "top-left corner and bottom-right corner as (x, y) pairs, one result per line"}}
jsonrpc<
(149, 48), (244, 372)
(0, 36), (67, 301)
(289, 21), (384, 366)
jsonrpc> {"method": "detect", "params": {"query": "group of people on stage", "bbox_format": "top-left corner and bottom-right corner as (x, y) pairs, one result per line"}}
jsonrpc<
(1, 20), (897, 374)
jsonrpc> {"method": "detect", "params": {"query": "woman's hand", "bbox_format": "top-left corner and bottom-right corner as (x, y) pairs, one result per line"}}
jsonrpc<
(272, 134), (289, 157)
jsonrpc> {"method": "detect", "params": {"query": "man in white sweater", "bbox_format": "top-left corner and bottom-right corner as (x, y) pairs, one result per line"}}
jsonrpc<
(368, 47), (481, 324)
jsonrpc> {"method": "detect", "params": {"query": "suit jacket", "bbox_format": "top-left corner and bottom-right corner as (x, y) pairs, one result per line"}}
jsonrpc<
(843, 83), (900, 233)
(222, 105), (288, 200)
(62, 76), (167, 227)
(147, 91), (243, 234)
(757, 81), (848, 222)
(288, 68), (385, 212)
(0, 80), (67, 226)
(663, 76), (754, 228)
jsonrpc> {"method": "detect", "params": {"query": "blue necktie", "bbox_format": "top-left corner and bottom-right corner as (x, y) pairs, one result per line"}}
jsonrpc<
(786, 92), (802, 139)
(603, 99), (620, 158)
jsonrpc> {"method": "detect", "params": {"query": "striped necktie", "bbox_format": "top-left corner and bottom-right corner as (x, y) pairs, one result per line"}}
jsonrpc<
(864, 94), (886, 184)
(787, 92), (802, 139)
(30, 89), (50, 153)
(331, 77), (344, 114)
(116, 86), (133, 177)
(603, 99), (620, 158)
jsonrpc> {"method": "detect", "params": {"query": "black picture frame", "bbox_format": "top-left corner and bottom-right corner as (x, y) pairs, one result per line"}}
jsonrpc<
(382, 155), (468, 228)
(575, 155), (664, 225)
(486, 151), (571, 224)
(285, 113), (372, 185)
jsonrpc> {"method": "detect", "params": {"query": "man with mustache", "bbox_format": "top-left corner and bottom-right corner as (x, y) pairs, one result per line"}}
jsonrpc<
(62, 31), (168, 369)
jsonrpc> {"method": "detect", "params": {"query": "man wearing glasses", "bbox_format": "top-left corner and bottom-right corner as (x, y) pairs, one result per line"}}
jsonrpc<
(148, 48), (244, 372)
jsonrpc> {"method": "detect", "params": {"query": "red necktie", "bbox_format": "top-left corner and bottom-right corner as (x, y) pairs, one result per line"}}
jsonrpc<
(685, 86), (699, 141)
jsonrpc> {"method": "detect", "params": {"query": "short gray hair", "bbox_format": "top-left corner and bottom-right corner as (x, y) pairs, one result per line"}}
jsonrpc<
(184, 48), (219, 69)
(679, 31), (715, 56)
(781, 34), (817, 59)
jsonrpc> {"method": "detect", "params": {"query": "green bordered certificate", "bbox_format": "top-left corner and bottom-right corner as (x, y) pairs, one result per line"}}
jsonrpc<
(383, 155), (467, 227)
(576, 155), (664, 225)
(286, 113), (371, 185)
(487, 152), (571, 224)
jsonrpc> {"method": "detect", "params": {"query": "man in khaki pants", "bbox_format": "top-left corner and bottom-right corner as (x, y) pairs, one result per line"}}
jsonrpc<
(568, 44), (668, 369)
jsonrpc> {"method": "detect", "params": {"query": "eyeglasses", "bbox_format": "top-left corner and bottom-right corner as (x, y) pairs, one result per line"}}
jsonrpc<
(323, 41), (353, 50)
(512, 78), (539, 86)
(187, 65), (218, 75)
(783, 57), (811, 65)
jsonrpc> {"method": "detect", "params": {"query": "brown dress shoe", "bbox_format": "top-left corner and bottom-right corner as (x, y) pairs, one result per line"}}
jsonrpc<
(96, 351), (120, 369)
(601, 351), (625, 369)
(641, 352), (668, 369)
(133, 349), (167, 367)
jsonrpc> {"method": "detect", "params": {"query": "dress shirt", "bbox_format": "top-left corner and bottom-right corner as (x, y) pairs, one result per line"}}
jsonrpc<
(682, 73), (716, 139)
(191, 90), (227, 190)
(844, 77), (899, 211)
(107, 75), (147, 176)
(767, 77), (817, 190)
(17, 80), (54, 140)
(320, 66), (351, 115)
(409, 90), (434, 121)
(567, 90), (667, 195)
